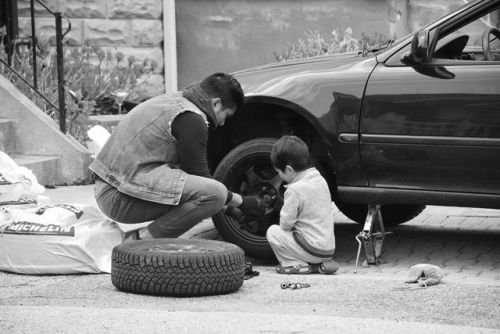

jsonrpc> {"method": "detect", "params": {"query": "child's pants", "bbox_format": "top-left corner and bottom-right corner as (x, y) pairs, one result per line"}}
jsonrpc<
(266, 225), (329, 267)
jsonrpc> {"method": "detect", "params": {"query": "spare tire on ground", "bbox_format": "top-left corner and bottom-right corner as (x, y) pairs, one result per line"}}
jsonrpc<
(111, 238), (245, 297)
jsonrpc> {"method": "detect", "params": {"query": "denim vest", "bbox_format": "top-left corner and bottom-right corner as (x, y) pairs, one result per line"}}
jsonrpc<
(89, 91), (209, 205)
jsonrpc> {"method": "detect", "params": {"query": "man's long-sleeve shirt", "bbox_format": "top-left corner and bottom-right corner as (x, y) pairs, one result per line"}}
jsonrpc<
(171, 111), (211, 178)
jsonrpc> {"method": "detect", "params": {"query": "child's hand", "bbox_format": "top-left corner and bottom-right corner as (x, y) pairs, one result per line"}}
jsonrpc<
(239, 196), (266, 216)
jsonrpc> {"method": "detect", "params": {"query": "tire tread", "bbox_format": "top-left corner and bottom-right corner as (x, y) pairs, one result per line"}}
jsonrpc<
(111, 239), (245, 297)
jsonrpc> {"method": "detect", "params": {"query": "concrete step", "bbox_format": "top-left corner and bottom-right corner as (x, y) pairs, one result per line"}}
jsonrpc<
(13, 154), (59, 187)
(2, 75), (91, 185)
(0, 119), (15, 154)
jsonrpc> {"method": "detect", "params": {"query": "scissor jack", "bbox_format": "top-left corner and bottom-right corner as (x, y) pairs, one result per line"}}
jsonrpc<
(354, 204), (392, 273)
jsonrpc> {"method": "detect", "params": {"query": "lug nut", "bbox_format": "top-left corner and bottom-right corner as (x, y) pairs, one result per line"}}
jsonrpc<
(280, 282), (311, 290)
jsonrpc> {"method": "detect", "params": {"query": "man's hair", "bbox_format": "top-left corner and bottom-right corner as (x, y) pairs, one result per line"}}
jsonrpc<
(200, 72), (244, 112)
(270, 135), (311, 172)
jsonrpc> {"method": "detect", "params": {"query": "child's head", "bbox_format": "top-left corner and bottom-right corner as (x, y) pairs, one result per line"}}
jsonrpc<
(270, 136), (311, 182)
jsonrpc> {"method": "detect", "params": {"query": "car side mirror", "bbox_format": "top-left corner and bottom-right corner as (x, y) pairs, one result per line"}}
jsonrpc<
(402, 28), (440, 65)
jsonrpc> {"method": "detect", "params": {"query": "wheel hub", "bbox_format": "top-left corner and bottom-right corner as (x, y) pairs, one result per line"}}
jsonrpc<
(251, 182), (279, 214)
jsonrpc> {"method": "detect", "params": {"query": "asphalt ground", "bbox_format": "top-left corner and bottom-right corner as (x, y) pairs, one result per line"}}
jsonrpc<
(1, 185), (499, 333)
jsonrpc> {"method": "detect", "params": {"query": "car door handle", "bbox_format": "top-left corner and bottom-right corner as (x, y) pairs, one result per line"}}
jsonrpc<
(339, 133), (359, 143)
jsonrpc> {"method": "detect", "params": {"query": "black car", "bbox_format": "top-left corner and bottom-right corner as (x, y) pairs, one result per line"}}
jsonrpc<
(208, 0), (500, 259)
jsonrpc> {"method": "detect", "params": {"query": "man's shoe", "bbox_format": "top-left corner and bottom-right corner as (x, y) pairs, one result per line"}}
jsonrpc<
(138, 227), (154, 240)
(123, 230), (140, 242)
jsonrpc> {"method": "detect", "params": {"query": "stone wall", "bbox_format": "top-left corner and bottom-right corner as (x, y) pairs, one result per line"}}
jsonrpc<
(16, 0), (165, 98)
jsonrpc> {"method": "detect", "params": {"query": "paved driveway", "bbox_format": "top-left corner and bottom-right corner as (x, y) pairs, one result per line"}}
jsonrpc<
(332, 206), (500, 284)
(1, 186), (499, 333)
(186, 204), (500, 285)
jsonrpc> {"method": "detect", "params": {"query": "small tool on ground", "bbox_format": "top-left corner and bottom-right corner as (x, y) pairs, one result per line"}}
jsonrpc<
(244, 262), (260, 280)
(280, 282), (311, 290)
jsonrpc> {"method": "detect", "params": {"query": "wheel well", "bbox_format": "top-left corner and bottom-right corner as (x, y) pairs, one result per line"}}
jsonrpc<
(208, 100), (335, 188)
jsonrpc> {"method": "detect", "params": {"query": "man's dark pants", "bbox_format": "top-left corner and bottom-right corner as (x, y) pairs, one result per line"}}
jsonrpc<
(94, 175), (227, 238)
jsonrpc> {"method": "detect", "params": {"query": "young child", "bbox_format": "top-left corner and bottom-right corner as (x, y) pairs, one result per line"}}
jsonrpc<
(266, 135), (338, 274)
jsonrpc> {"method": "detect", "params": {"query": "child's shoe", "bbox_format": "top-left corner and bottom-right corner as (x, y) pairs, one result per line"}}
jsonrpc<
(318, 260), (339, 274)
(276, 264), (313, 274)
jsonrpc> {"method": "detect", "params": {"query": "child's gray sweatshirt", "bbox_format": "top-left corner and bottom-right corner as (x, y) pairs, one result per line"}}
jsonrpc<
(280, 167), (335, 257)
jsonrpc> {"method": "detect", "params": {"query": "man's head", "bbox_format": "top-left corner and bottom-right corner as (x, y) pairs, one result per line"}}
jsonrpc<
(201, 72), (244, 126)
(270, 135), (311, 183)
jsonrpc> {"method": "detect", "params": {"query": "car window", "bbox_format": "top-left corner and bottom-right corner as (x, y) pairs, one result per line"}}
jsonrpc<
(433, 7), (500, 61)
(386, 4), (500, 66)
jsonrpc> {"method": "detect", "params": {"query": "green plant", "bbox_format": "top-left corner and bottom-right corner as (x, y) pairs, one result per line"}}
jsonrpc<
(0, 28), (156, 145)
(274, 27), (389, 62)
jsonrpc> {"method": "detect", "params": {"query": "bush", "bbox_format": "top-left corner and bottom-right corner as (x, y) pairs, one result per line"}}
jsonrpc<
(0, 27), (155, 144)
(274, 27), (389, 62)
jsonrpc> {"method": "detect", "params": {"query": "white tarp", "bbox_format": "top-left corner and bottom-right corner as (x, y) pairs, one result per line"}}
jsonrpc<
(0, 151), (45, 205)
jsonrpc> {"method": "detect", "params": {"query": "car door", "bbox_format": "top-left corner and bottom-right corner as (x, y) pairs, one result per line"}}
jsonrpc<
(359, 5), (500, 195)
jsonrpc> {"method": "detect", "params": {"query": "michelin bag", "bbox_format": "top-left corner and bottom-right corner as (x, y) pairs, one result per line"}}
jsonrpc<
(0, 204), (123, 274)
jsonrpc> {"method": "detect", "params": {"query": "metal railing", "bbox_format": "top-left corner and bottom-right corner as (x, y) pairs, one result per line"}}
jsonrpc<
(1, 0), (71, 133)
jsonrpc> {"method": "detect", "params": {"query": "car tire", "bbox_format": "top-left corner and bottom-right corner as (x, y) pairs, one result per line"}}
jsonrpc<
(213, 138), (280, 260)
(111, 239), (245, 297)
(333, 200), (426, 226)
